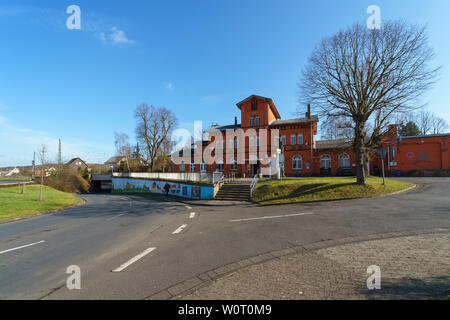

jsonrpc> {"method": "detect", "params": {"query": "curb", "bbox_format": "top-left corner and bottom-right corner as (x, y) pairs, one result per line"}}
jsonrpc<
(0, 195), (87, 225)
(145, 226), (450, 300)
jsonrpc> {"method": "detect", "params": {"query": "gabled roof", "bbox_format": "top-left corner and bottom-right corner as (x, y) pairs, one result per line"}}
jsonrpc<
(210, 124), (242, 131)
(66, 158), (87, 167)
(104, 156), (126, 165)
(236, 95), (281, 119)
(315, 139), (352, 150)
(269, 115), (318, 126)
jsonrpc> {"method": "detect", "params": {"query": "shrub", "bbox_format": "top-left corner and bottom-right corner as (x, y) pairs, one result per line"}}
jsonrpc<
(44, 169), (90, 193)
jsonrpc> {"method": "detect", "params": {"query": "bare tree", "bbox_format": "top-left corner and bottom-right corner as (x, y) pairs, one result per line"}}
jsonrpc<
(320, 115), (353, 140)
(431, 115), (448, 134)
(38, 144), (46, 201)
(134, 104), (178, 172)
(298, 21), (439, 185)
(417, 109), (433, 135)
(114, 132), (131, 172)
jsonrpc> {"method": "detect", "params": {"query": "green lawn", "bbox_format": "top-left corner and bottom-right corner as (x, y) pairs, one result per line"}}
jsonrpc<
(0, 185), (82, 222)
(0, 176), (32, 181)
(252, 176), (414, 205)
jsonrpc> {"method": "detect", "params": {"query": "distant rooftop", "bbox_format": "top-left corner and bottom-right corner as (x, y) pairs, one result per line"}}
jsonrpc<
(269, 115), (318, 126)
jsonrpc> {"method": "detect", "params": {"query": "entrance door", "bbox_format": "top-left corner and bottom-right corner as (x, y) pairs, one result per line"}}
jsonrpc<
(251, 163), (259, 176)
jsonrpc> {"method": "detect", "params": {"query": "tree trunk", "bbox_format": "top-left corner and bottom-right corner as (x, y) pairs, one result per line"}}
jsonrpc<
(354, 123), (367, 185)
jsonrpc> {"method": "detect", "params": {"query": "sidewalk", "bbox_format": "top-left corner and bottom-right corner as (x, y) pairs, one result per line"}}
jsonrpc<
(182, 232), (450, 300)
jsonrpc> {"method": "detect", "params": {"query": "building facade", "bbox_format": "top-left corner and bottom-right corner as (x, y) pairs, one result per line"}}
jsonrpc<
(172, 95), (450, 177)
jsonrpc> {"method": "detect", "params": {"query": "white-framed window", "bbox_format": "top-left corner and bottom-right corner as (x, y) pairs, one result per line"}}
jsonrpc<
(338, 153), (350, 168)
(250, 116), (254, 127)
(180, 160), (185, 172)
(200, 160), (206, 172)
(190, 161), (195, 172)
(249, 137), (254, 147)
(231, 159), (237, 171)
(298, 134), (303, 145)
(293, 155), (302, 170)
(320, 154), (331, 169)
(217, 159), (224, 172)
(255, 115), (260, 126)
(290, 134), (296, 145)
(256, 136), (260, 147)
(281, 135), (286, 146)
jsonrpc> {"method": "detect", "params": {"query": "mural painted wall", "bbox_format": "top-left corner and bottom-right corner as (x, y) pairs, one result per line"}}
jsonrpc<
(112, 178), (214, 200)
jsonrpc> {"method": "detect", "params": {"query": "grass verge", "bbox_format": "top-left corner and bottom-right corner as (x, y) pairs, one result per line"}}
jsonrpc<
(252, 176), (414, 205)
(0, 185), (82, 222)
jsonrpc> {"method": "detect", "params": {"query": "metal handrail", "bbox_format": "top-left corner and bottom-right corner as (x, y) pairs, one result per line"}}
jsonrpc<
(214, 174), (224, 189)
(250, 172), (259, 198)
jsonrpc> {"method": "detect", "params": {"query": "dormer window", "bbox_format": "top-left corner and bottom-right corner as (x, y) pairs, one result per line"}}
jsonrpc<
(251, 99), (258, 110)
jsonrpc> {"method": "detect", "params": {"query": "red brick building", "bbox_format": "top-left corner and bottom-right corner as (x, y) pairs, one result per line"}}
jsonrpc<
(172, 95), (450, 177)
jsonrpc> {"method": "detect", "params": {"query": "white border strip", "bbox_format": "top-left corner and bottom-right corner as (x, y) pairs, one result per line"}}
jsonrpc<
(112, 247), (156, 272)
(172, 224), (188, 234)
(229, 213), (313, 222)
(0, 240), (46, 255)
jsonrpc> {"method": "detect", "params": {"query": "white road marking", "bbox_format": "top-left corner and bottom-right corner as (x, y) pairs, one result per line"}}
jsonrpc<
(189, 212), (196, 219)
(112, 247), (156, 272)
(172, 224), (188, 234)
(107, 213), (125, 221)
(229, 212), (314, 222)
(0, 240), (46, 255)
(185, 205), (192, 209)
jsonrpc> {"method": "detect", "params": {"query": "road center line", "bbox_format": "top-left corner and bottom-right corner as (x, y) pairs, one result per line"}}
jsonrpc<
(112, 247), (156, 272)
(189, 212), (196, 219)
(229, 213), (314, 222)
(107, 213), (125, 221)
(172, 224), (188, 234)
(0, 240), (46, 255)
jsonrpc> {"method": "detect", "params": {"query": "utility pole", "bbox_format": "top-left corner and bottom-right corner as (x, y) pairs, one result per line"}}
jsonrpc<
(32, 152), (36, 180)
(58, 139), (62, 166)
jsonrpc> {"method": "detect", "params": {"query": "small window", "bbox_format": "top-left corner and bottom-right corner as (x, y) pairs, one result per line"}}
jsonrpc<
(250, 116), (254, 127)
(217, 159), (224, 172)
(200, 160), (206, 172)
(321, 155), (331, 169)
(251, 99), (258, 110)
(293, 155), (302, 170)
(190, 161), (195, 172)
(255, 115), (260, 127)
(249, 137), (254, 147)
(298, 134), (303, 145)
(235, 138), (238, 149)
(256, 136), (260, 147)
(338, 154), (350, 168)
(281, 135), (286, 146)
(291, 134), (296, 145)
(180, 160), (185, 172)
(231, 159), (237, 171)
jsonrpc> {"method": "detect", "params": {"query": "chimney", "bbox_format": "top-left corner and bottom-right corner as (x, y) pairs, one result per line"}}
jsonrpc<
(306, 104), (311, 119)
(235, 116), (238, 127)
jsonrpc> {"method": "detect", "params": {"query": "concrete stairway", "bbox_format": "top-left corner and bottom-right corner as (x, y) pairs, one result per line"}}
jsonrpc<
(214, 181), (251, 201)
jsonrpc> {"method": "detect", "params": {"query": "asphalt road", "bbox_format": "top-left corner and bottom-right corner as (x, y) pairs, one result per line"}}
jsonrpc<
(0, 177), (449, 299)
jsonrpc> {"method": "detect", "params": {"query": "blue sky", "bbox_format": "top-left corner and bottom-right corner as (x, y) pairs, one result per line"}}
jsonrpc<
(0, 0), (449, 167)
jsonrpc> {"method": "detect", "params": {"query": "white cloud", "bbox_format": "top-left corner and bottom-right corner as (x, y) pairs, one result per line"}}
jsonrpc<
(163, 82), (175, 91)
(110, 27), (134, 44)
(94, 27), (135, 45)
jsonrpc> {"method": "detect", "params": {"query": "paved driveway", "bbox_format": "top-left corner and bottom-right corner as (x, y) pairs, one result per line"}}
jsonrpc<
(0, 177), (448, 299)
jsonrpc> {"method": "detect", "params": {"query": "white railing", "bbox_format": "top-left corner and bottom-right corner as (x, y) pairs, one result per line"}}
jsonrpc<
(113, 172), (221, 183)
(214, 174), (225, 189)
(250, 173), (259, 198)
